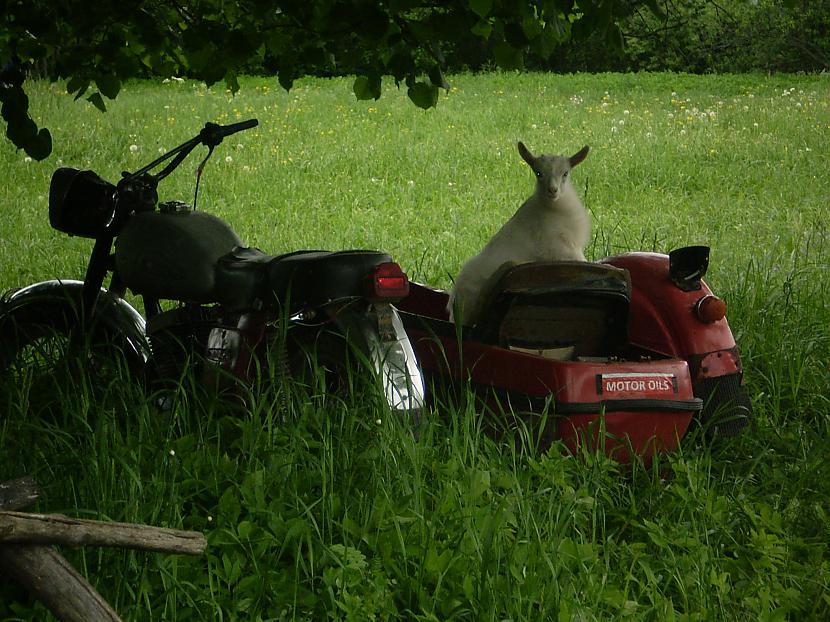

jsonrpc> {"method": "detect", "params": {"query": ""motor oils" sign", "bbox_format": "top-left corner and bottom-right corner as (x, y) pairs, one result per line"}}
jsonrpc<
(597, 372), (678, 398)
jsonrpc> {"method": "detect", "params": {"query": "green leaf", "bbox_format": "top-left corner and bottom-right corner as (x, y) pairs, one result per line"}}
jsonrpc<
(278, 66), (294, 92)
(386, 51), (415, 82)
(407, 81), (438, 109)
(493, 40), (523, 70)
(237, 520), (253, 539)
(67, 76), (89, 100)
(469, 0), (493, 19)
(27, 128), (52, 161)
(471, 19), (493, 38)
(353, 75), (382, 100)
(4, 116), (37, 148)
(87, 92), (107, 112)
(504, 22), (529, 48)
(522, 14), (544, 40)
(428, 65), (449, 90)
(225, 71), (241, 94)
(95, 75), (120, 100)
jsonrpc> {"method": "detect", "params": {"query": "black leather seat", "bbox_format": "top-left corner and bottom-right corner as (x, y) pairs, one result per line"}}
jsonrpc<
(214, 246), (391, 311)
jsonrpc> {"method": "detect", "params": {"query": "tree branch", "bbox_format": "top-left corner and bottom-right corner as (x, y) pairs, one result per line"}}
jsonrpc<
(0, 511), (207, 555)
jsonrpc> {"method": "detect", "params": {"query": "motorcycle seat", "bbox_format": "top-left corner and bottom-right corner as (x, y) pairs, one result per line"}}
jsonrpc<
(472, 261), (632, 358)
(214, 246), (392, 310)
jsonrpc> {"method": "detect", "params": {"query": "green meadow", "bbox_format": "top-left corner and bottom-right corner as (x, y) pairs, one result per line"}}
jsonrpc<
(0, 72), (828, 620)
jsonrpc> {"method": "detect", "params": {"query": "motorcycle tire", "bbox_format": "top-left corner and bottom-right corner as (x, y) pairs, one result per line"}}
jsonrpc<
(693, 372), (754, 439)
(0, 298), (144, 419)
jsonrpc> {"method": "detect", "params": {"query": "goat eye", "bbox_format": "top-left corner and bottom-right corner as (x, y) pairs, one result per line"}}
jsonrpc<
(563, 171), (569, 178)
(534, 170), (542, 178)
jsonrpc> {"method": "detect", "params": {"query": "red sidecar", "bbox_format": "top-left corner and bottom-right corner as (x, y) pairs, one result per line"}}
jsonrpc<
(396, 246), (752, 461)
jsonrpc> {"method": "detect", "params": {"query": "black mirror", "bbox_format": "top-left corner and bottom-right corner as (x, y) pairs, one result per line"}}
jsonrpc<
(669, 246), (709, 291)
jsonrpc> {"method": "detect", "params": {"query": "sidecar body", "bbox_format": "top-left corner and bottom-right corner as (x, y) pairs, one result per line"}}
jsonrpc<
(397, 246), (752, 461)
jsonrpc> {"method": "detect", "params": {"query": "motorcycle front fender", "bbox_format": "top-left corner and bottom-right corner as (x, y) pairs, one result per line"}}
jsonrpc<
(1, 279), (151, 367)
(331, 302), (425, 416)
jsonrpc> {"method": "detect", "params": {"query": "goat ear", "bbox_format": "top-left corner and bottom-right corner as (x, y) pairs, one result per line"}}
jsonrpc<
(518, 141), (536, 167)
(569, 145), (590, 168)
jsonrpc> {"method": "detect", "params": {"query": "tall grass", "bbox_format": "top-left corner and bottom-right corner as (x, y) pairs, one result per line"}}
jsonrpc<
(1, 72), (828, 620)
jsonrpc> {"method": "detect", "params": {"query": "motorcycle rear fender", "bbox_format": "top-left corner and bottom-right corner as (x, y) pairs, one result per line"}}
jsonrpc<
(601, 252), (741, 380)
(330, 302), (425, 415)
(1, 279), (151, 366)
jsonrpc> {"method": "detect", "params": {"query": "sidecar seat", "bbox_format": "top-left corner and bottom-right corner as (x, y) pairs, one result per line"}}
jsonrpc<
(472, 261), (631, 359)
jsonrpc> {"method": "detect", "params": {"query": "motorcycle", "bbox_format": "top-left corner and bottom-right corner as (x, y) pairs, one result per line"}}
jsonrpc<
(0, 119), (424, 416)
(397, 246), (753, 461)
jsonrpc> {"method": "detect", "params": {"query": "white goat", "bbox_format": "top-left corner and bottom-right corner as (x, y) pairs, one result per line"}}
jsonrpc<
(448, 141), (591, 325)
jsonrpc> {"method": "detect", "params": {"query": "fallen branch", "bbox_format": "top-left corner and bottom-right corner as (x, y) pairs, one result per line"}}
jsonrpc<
(0, 544), (123, 622)
(0, 511), (207, 555)
(0, 476), (40, 511)
(0, 477), (207, 622)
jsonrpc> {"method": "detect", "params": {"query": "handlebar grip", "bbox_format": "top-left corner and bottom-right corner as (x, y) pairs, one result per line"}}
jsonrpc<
(219, 118), (258, 137)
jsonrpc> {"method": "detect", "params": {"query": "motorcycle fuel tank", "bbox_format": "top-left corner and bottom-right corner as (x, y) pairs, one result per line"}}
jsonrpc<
(115, 209), (242, 302)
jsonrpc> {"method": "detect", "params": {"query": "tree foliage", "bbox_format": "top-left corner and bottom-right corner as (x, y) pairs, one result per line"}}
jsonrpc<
(1, 0), (660, 159)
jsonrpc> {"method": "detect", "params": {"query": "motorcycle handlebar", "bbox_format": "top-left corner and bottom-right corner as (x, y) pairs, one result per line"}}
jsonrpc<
(217, 118), (259, 137)
(125, 118), (259, 183)
(199, 119), (259, 147)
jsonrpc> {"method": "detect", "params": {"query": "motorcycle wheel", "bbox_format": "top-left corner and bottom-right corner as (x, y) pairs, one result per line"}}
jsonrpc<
(0, 299), (142, 418)
(693, 373), (754, 438)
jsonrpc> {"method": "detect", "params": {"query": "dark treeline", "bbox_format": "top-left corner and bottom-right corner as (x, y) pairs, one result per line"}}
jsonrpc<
(326, 0), (829, 76)
(550, 0), (830, 74)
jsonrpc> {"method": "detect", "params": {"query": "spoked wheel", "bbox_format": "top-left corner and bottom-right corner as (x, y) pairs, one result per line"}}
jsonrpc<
(0, 300), (143, 419)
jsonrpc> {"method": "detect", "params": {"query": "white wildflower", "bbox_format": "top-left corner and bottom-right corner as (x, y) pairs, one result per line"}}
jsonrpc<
(129, 144), (139, 153)
(225, 155), (233, 163)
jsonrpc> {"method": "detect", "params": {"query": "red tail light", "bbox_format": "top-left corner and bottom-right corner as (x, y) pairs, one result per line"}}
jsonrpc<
(366, 262), (410, 300)
(695, 294), (726, 323)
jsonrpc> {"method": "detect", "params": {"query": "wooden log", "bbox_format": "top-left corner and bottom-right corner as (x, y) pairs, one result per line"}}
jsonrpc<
(0, 543), (123, 622)
(0, 511), (207, 555)
(0, 476), (40, 511)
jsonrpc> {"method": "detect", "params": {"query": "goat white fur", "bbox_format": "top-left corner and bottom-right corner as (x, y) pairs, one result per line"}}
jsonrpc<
(448, 141), (591, 325)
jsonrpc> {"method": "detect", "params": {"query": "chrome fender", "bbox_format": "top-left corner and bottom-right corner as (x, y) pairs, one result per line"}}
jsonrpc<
(333, 303), (425, 416)
(1, 279), (151, 366)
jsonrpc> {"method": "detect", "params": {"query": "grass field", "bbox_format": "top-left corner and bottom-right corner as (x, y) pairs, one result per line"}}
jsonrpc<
(0, 72), (828, 620)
